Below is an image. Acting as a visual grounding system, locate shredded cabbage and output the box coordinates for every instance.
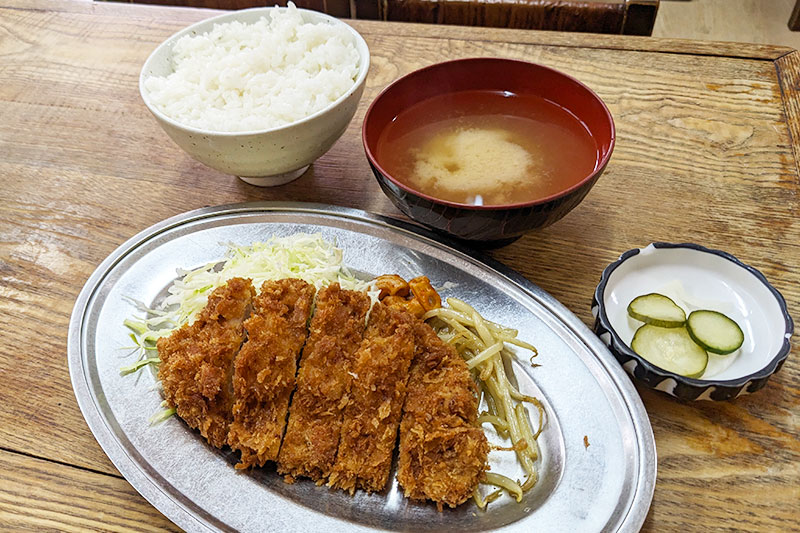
[123,233,378,380]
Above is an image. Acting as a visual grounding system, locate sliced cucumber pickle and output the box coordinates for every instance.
[627,293,687,327]
[686,310,744,355]
[631,324,708,378]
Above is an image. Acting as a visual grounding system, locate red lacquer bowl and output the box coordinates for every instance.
[363,58,615,247]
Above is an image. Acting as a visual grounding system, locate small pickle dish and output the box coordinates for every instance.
[592,243,793,401]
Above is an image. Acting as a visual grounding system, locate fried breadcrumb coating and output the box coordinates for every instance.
[228,279,315,468]
[277,283,370,482]
[157,277,254,448]
[329,303,415,493]
[397,321,490,509]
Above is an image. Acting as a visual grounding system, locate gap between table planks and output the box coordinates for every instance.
[0,448,179,531]
[0,0,798,531]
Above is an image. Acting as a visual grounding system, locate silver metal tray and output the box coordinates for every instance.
[68,202,655,533]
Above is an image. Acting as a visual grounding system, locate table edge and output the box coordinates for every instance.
[776,51,800,180]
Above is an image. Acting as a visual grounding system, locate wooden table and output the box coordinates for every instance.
[1,1,798,530]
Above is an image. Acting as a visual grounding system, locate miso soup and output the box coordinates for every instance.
[375,90,600,206]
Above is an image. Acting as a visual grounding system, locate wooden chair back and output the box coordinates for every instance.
[129,0,659,36]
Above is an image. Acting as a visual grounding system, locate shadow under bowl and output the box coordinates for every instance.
[362,57,615,247]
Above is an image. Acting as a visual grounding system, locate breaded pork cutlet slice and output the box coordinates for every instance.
[396,321,490,509]
[228,279,315,469]
[157,277,254,448]
[277,283,370,483]
[328,303,415,493]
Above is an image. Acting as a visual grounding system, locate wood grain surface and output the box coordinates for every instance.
[0,0,798,531]
[654,0,800,50]
[0,449,179,531]
[777,50,800,177]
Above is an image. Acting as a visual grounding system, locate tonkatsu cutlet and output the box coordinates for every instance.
[157,277,254,448]
[227,279,315,469]
[329,303,415,493]
[277,283,370,482]
[397,321,490,509]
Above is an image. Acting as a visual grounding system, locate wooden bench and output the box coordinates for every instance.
[127,0,660,35]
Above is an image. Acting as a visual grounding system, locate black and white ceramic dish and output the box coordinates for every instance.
[592,243,793,401]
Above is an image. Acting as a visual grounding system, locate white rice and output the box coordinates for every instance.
[144,2,360,132]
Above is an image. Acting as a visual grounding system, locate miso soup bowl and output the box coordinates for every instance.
[363,58,614,247]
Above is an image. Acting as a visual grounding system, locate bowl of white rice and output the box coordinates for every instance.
[140,3,369,186]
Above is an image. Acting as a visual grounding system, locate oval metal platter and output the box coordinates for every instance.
[68,202,655,533]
